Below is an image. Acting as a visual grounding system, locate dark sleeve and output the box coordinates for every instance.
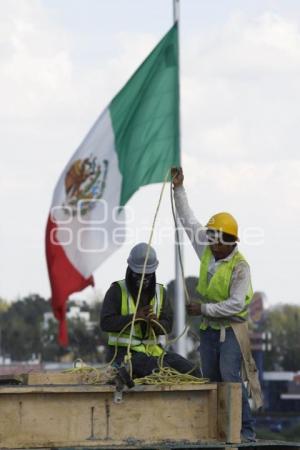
[155,287,173,335]
[100,282,133,333]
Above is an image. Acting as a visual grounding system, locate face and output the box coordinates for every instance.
[206,230,235,260]
[131,271,153,289]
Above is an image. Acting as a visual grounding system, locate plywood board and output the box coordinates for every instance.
[0,379,242,449]
[0,385,220,448]
[26,371,87,385]
[217,383,241,444]
[0,382,217,394]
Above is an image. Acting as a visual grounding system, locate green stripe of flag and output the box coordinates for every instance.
[110,24,179,206]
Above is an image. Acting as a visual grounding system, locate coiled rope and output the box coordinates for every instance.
[63,359,117,384]
[134,367,208,385]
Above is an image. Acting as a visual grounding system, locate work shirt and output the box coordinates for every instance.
[100,282,173,335]
[174,186,251,319]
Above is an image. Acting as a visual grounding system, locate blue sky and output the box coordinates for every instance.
[1,0,300,306]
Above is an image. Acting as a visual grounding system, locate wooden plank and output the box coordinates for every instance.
[7,443,300,449]
[108,390,214,442]
[0,384,116,394]
[132,382,217,392]
[25,371,216,390]
[26,371,87,385]
[0,386,219,448]
[0,382,217,394]
[0,374,28,385]
[207,387,218,440]
[26,370,121,386]
[217,383,241,444]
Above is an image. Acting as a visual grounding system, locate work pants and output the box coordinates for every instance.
[199,327,255,440]
[108,347,201,379]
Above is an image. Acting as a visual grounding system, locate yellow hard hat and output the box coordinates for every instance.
[206,212,239,241]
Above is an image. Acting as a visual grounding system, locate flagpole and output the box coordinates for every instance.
[173,0,180,22]
[173,0,187,357]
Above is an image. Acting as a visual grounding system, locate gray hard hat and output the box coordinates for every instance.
[127,243,159,274]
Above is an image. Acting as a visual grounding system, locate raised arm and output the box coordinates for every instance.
[171,167,207,260]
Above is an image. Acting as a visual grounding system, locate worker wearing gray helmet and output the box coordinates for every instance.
[100,243,201,379]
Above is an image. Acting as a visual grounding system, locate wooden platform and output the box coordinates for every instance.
[0,379,241,449]
[5,440,300,450]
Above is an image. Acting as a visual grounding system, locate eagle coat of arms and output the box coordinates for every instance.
[63,155,108,216]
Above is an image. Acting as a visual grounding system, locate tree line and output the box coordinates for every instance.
[0,278,299,370]
[0,294,106,363]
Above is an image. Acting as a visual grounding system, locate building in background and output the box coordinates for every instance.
[43,303,95,332]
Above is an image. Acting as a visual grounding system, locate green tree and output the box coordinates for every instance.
[0,293,108,363]
[264,304,300,371]
[0,298,9,313]
[68,319,100,362]
[0,294,50,360]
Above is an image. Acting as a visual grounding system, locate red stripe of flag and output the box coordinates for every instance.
[45,215,94,346]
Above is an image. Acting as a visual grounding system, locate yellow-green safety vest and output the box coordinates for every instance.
[196,247,253,330]
[108,280,164,357]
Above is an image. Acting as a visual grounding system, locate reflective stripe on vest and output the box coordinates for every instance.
[108,336,157,345]
[196,247,253,330]
[108,280,164,356]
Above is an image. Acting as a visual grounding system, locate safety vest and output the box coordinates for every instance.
[108,280,164,356]
[196,247,253,330]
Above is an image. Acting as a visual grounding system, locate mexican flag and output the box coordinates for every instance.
[46,24,179,346]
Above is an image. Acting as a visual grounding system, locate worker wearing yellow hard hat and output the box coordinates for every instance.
[206,211,239,240]
[171,167,259,443]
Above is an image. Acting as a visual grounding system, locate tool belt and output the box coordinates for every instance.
[201,317,263,410]
[231,321,263,410]
[200,315,244,342]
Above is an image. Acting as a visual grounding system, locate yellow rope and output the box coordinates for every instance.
[61,314,206,386]
[62,314,206,386]
[125,169,171,377]
[134,367,209,385]
[63,364,209,386]
[63,360,117,384]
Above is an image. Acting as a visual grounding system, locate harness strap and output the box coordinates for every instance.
[220,325,226,343]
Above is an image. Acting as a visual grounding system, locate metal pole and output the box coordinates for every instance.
[174,230,186,357]
[173,0,180,22]
[173,0,186,357]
